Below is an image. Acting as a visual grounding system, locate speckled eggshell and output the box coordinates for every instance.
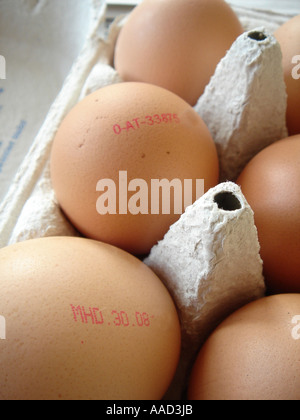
[237,135,300,294]
[50,82,219,256]
[0,236,181,400]
[188,294,300,401]
[275,15,300,136]
[114,0,243,106]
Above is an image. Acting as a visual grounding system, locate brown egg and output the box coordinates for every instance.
[114,0,243,106]
[0,236,181,400]
[188,294,300,401]
[50,82,219,256]
[275,15,300,135]
[237,135,300,294]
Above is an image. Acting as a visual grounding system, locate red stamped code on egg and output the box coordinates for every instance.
[70,304,154,328]
[112,113,180,135]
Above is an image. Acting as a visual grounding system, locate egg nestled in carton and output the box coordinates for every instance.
[0,236,182,400]
[237,134,300,295]
[50,81,219,256]
[188,293,300,400]
[0,0,293,401]
[114,0,244,105]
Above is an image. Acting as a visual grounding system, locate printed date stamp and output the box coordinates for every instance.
[112,113,180,135]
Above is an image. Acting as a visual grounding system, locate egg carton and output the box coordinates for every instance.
[0,0,297,400]
[0,1,293,247]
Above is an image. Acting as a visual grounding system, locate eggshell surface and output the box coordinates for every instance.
[0,236,181,400]
[188,294,300,401]
[275,15,300,135]
[50,82,219,255]
[237,135,300,294]
[114,0,244,106]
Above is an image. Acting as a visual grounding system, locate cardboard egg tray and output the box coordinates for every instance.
[0,0,299,400]
[0,0,296,247]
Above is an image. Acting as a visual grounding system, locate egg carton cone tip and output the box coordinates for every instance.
[145,181,266,399]
[194,26,288,182]
[145,181,265,342]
